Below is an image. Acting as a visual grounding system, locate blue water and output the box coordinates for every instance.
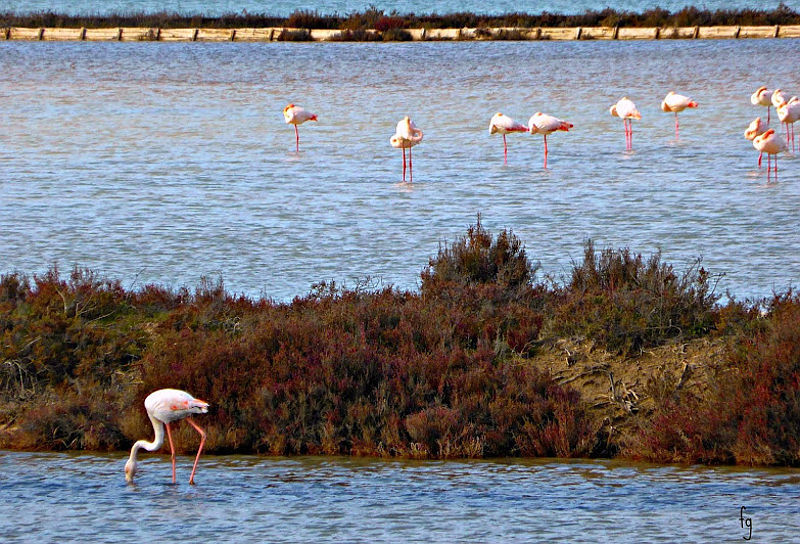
[2,38,799,301]
[1,451,799,542]
[2,1,798,16]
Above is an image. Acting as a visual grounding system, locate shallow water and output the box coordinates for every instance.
[4,1,797,16]
[1,39,799,301]
[1,451,799,542]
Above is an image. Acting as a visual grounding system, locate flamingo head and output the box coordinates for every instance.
[660,100,671,112]
[609,105,618,117]
[124,458,137,483]
[283,104,295,113]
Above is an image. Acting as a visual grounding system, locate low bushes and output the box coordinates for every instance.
[1,219,796,465]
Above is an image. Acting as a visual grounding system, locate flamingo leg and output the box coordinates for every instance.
[165,422,176,484]
[294,125,299,153]
[775,154,778,181]
[767,107,771,125]
[409,146,413,183]
[503,134,508,164]
[185,418,207,485]
[758,151,762,168]
[674,112,679,139]
[543,134,548,169]
[402,147,406,182]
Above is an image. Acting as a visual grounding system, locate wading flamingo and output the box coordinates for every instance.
[776,96,800,152]
[528,112,573,169]
[489,112,528,164]
[125,388,209,485]
[390,116,423,182]
[750,86,774,124]
[752,129,788,182]
[661,92,698,139]
[744,117,768,167]
[609,97,642,150]
[283,103,317,153]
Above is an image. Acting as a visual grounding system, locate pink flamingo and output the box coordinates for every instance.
[527,112,573,169]
[777,96,800,152]
[390,116,423,182]
[489,112,528,164]
[752,129,788,182]
[744,117,768,167]
[750,86,774,124]
[661,92,698,138]
[771,88,787,110]
[609,97,642,150]
[125,388,209,485]
[283,103,318,152]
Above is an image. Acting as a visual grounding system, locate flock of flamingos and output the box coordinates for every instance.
[124,88,799,486]
[282,87,799,183]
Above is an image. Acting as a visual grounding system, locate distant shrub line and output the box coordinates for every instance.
[2,6,799,30]
[1,218,798,466]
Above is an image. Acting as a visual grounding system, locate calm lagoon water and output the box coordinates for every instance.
[3,1,798,16]
[1,39,799,301]
[1,451,799,542]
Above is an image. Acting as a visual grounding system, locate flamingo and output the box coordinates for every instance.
[609,97,642,150]
[771,88,787,110]
[390,116,423,182]
[744,117,768,167]
[752,129,788,182]
[776,96,800,152]
[527,112,573,169]
[125,388,209,485]
[661,92,698,139]
[750,86,774,124]
[283,103,317,152]
[489,112,528,164]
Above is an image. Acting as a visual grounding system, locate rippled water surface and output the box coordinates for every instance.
[4,1,797,16]
[1,451,799,542]
[1,39,799,300]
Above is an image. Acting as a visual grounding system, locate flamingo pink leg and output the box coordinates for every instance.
[544,135,549,168]
[186,418,207,485]
[409,147,413,183]
[294,125,299,153]
[674,112,679,139]
[165,422,177,483]
[758,152,762,168]
[503,134,508,164]
[401,147,406,182]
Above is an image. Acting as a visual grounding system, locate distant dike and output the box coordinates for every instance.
[3,24,800,41]
[3,7,800,42]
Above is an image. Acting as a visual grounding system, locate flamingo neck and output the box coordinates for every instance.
[128,414,165,463]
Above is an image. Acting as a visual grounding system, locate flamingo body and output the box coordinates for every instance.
[753,129,788,181]
[751,86,774,123]
[489,112,527,163]
[125,388,209,485]
[661,92,698,138]
[283,103,318,152]
[771,88,787,109]
[390,116,423,182]
[744,117,768,167]
[610,97,641,150]
[776,97,800,152]
[528,112,572,169]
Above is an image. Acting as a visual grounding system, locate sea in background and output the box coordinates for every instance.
[2,38,799,301]
[2,0,799,16]
[1,451,799,542]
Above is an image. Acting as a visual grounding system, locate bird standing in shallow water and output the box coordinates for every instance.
[283,104,317,153]
[752,129,788,182]
[125,388,209,485]
[390,116,423,182]
[489,112,528,164]
[661,92,698,139]
[744,117,768,167]
[750,86,774,124]
[776,96,800,152]
[610,97,641,151]
[527,112,573,169]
